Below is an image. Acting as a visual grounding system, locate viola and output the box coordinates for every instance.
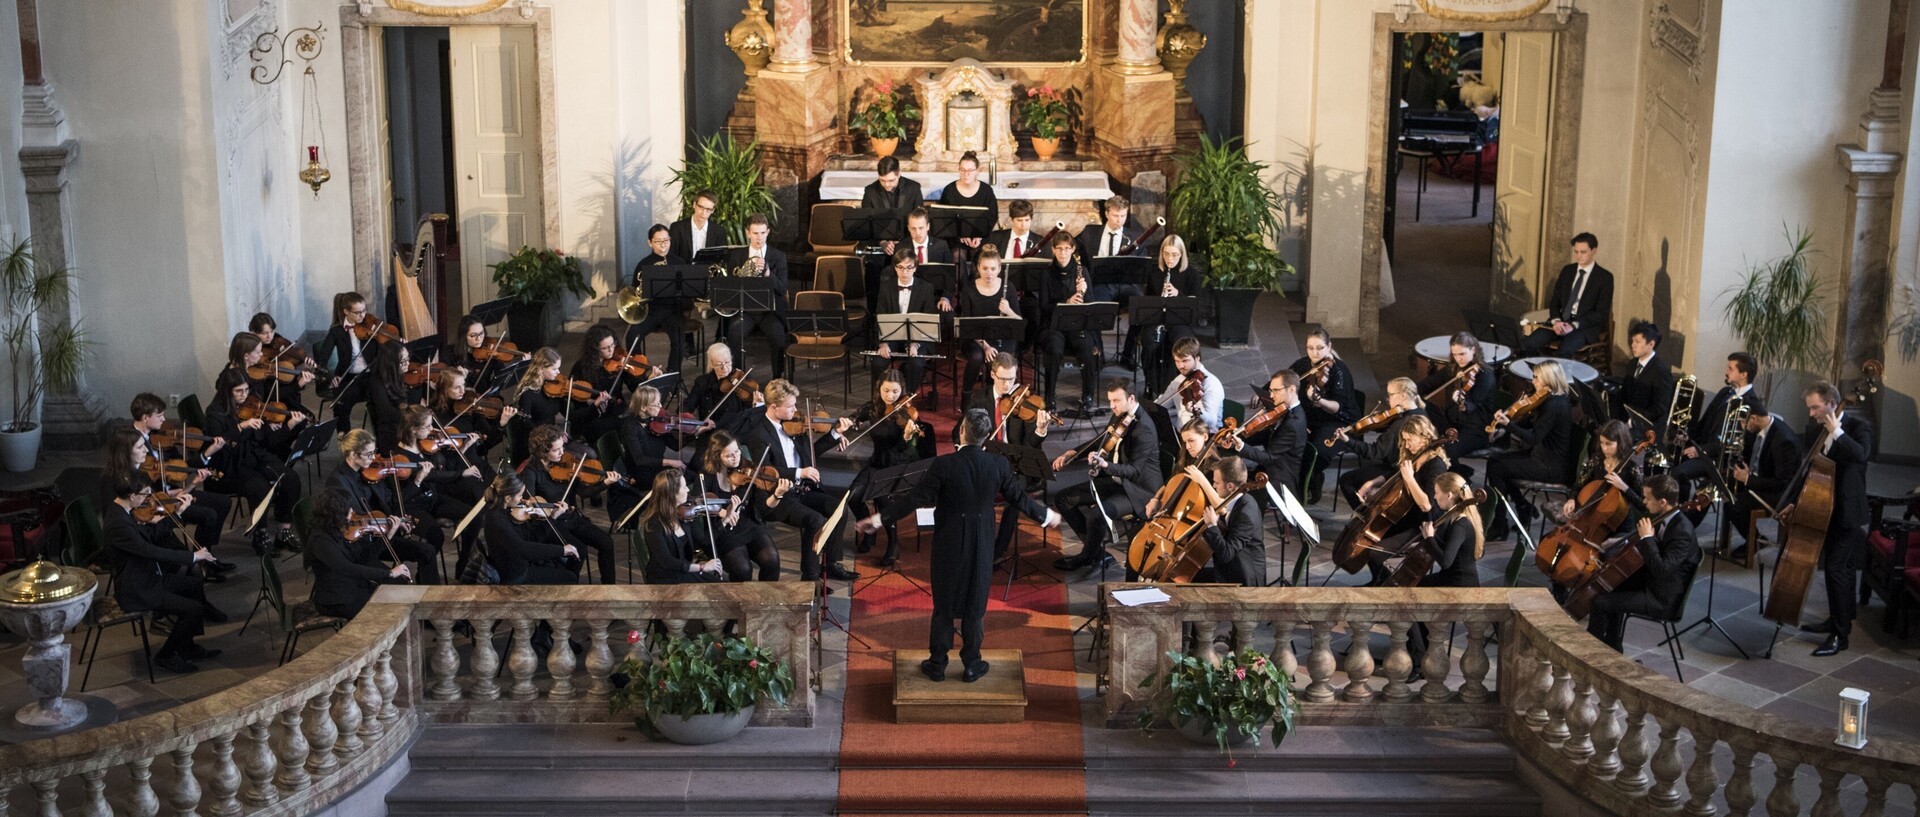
[1488,388,1552,434]
[1325,403,1413,447]
[343,511,406,541]
[421,426,477,454]
[150,423,218,451]
[548,452,610,485]
[601,352,653,378]
[1061,411,1134,468]
[132,492,188,524]
[236,396,293,425]
[1330,429,1458,574]
[349,314,403,344]
[262,333,295,357]
[403,361,450,389]
[470,337,525,363]
[360,454,423,482]
[646,412,707,435]
[542,377,597,403]
[453,395,507,420]
[1537,431,1657,586]
[781,412,837,437]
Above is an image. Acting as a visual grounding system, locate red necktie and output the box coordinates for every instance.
[917,245,926,264]
[1012,237,1022,257]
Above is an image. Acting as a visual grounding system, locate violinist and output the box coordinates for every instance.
[1139,234,1204,394]
[227,332,314,433]
[431,369,515,459]
[1351,414,1450,586]
[395,405,486,556]
[570,325,652,444]
[128,393,236,558]
[204,369,304,552]
[1331,378,1426,512]
[1725,399,1799,561]
[955,246,1021,407]
[328,429,442,585]
[1414,331,1496,459]
[504,347,569,459]
[104,472,222,674]
[521,424,626,584]
[842,371,934,567]
[612,385,695,528]
[1227,370,1308,502]
[624,223,692,372]
[1551,420,1641,530]
[722,214,791,381]
[104,427,235,586]
[1585,475,1698,652]
[968,354,1050,560]
[1777,381,1874,657]
[1029,230,1101,413]
[482,471,581,585]
[639,470,726,584]
[734,379,855,581]
[307,487,415,620]
[1050,379,1162,573]
[698,431,782,582]
[1404,473,1484,673]
[367,341,414,454]
[1152,337,1223,432]
[1486,359,1575,539]
[249,313,319,392]
[447,314,528,393]
[1172,417,1224,473]
[688,343,758,432]
[1291,329,1362,504]
[871,246,950,394]
[312,291,377,429]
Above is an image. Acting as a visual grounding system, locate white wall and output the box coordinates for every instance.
[1880,0,1920,459]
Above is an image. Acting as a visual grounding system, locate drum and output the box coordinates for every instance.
[1510,355,1601,383]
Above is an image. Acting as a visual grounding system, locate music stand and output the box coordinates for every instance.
[916,263,958,298]
[1667,468,1752,658]
[927,204,995,246]
[639,371,684,401]
[404,335,445,364]
[1090,256,1156,357]
[692,245,744,266]
[1051,302,1122,419]
[841,208,907,243]
[469,296,514,327]
[955,316,1024,348]
[712,277,780,320]
[985,441,1059,598]
[1129,296,1200,340]
[486,360,530,396]
[874,312,943,349]
[643,264,710,302]
[853,459,936,596]
[1264,482,1320,587]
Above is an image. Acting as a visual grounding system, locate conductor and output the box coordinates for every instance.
[857,409,1062,683]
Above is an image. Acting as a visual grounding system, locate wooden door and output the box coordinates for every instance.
[1492,32,1556,310]
[450,25,542,313]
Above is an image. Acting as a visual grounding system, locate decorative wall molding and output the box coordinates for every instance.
[383,0,514,18]
[1649,0,1706,83]
[222,0,279,81]
[1412,0,1557,23]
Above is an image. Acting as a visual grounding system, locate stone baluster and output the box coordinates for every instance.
[547,618,578,699]
[1723,745,1757,817]
[1614,703,1653,796]
[1561,678,1596,761]
[332,678,365,759]
[79,769,109,817]
[303,691,339,776]
[1382,621,1413,703]
[242,719,279,808]
[1507,638,1536,717]
[507,619,539,701]
[704,617,730,636]
[1460,621,1491,704]
[664,619,689,640]
[1648,720,1686,809]
[1271,617,1298,685]
[586,619,616,701]
[1303,620,1336,702]
[1543,664,1574,746]
[429,619,462,700]
[357,661,385,742]
[128,755,161,817]
[1232,619,1255,650]
[1588,692,1624,779]
[1683,730,1721,817]
[274,708,311,792]
[31,779,58,816]
[1420,622,1453,703]
[1764,758,1800,817]
[1809,768,1845,817]
[377,645,401,723]
[1341,620,1375,703]
[207,733,243,816]
[1860,774,1890,817]
[1525,650,1554,729]
[470,619,502,700]
[168,743,202,817]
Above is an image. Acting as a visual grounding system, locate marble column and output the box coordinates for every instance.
[1088,0,1176,182]
[755,0,833,226]
[1835,87,1904,379]
[1114,0,1160,74]
[18,138,104,449]
[768,0,813,71]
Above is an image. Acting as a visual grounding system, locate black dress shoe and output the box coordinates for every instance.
[204,607,232,624]
[1812,634,1849,657]
[201,570,228,584]
[153,654,200,674]
[1117,355,1139,372]
[1727,545,1751,562]
[181,645,223,661]
[920,660,946,682]
[1405,667,1426,684]
[877,554,897,568]
[824,565,861,581]
[1804,619,1837,635]
[209,560,239,573]
[963,661,991,683]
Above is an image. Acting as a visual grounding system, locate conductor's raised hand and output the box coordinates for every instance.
[1042,509,1063,529]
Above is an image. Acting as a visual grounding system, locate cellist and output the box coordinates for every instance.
[1775,381,1874,657]
[1552,420,1641,529]
[1352,414,1450,586]
[1585,475,1699,652]
[1184,458,1267,653]
[1330,377,1427,511]
[1403,473,1484,676]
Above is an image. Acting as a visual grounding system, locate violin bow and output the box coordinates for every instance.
[342,487,411,582]
[428,413,477,471]
[604,331,647,402]
[702,366,757,426]
[838,393,915,451]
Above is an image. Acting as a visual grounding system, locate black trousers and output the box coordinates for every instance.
[139,574,210,658]
[625,302,689,374]
[1487,453,1563,519]
[868,341,927,393]
[1139,324,1197,396]
[1520,324,1601,356]
[1587,589,1667,652]
[716,522,781,581]
[208,464,300,526]
[1824,525,1867,635]
[1041,329,1099,405]
[328,376,370,429]
[1337,463,1391,513]
[929,601,985,669]
[1053,478,1138,558]
[181,491,230,551]
[552,513,616,585]
[724,312,789,380]
[765,489,845,578]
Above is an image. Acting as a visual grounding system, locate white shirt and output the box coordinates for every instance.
[689,219,709,256]
[1567,264,1594,323]
[766,413,798,468]
[1819,412,1845,455]
[912,241,930,263]
[1156,364,1225,431]
[1633,353,1653,377]
[345,325,367,374]
[896,278,914,314]
[1102,229,1125,257]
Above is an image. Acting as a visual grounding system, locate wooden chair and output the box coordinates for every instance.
[67,497,157,691]
[1572,321,1613,371]
[263,553,347,666]
[813,254,868,324]
[1862,494,1920,636]
[807,203,858,256]
[786,291,852,404]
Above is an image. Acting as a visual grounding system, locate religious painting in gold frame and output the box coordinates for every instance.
[845,0,1086,66]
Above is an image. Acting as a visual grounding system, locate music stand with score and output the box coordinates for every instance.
[842,208,907,244]
[873,312,944,353]
[1128,296,1200,339]
[852,458,936,597]
[692,245,745,266]
[643,264,710,303]
[927,204,996,248]
[469,296,514,328]
[711,277,781,321]
[1051,302,1121,419]
[955,316,1025,355]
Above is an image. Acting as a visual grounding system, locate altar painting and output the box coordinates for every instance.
[847,0,1086,65]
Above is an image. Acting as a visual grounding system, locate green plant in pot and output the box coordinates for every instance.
[1139,648,1297,758]
[610,632,795,745]
[1169,136,1294,345]
[1017,84,1079,160]
[0,237,87,472]
[849,79,920,158]
[669,134,780,244]
[489,245,591,351]
[1719,225,1829,401]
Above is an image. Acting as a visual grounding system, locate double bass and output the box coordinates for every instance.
[1129,469,1269,583]
[1330,429,1457,574]
[1536,431,1657,586]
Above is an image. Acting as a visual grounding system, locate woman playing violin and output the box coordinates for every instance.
[504,347,568,461]
[521,424,625,584]
[955,246,1022,408]
[687,343,759,431]
[395,405,486,555]
[1352,414,1451,586]
[1486,359,1575,538]
[446,313,527,391]
[127,393,238,557]
[312,291,378,429]
[841,371,934,567]
[308,487,415,619]
[367,341,417,454]
[1331,377,1427,511]
[1291,328,1362,504]
[431,369,515,459]
[326,429,442,584]
[227,332,315,430]
[1415,331,1497,459]
[1554,419,1641,529]
[204,368,305,552]
[695,431,782,582]
[105,426,237,582]
[570,325,655,443]
[611,385,698,528]
[482,471,581,585]
[639,470,726,584]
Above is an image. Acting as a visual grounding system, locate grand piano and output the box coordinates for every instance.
[1397,109,1491,220]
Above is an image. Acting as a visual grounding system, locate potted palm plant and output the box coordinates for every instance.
[1139,648,1298,758]
[1720,225,1829,400]
[0,237,86,472]
[489,245,591,351]
[1169,136,1294,345]
[849,80,920,159]
[669,134,781,244]
[610,632,795,745]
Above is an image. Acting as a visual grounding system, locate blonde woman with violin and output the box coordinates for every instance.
[431,369,514,461]
[326,428,442,585]
[308,487,414,619]
[639,470,727,585]
[1485,358,1575,539]
[1331,377,1426,511]
[697,431,783,581]
[610,385,698,530]
[205,368,305,553]
[482,471,581,585]
[1291,328,1362,504]
[505,347,568,461]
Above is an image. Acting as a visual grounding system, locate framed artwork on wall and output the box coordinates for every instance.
[846,0,1086,65]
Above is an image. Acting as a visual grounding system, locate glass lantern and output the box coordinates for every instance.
[1836,687,1869,749]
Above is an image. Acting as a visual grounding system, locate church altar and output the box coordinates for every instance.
[818,170,1113,202]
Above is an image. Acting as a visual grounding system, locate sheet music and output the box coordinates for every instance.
[1112,587,1173,607]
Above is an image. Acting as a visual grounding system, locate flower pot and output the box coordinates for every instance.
[870,137,899,158]
[1176,715,1256,748]
[1031,136,1061,161]
[0,422,41,472]
[1212,288,1261,346]
[651,708,753,745]
[505,300,550,351]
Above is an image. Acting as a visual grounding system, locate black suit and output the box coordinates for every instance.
[722,246,791,380]
[1053,413,1161,568]
[967,388,1049,557]
[104,502,211,658]
[484,508,579,585]
[312,323,375,426]
[1521,263,1614,355]
[1617,353,1676,431]
[870,277,943,391]
[1075,225,1144,304]
[1782,413,1874,634]
[1240,404,1308,500]
[1671,386,1754,506]
[861,177,925,215]
[1588,511,1701,651]
[1195,496,1265,587]
[1736,417,1802,519]
[668,218,725,263]
[734,409,848,579]
[309,526,407,619]
[1488,393,1576,522]
[881,445,1051,669]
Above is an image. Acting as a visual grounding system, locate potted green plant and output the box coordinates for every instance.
[849,80,920,158]
[1170,136,1294,345]
[669,134,780,244]
[489,245,591,351]
[610,632,795,745]
[1017,84,1077,160]
[1138,648,1298,757]
[0,237,86,472]
[1719,225,1829,400]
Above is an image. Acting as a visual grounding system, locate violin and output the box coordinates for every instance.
[601,352,653,378]
[542,377,598,403]
[453,395,507,420]
[781,412,837,437]
[343,511,407,541]
[1489,388,1552,434]
[996,385,1047,422]
[403,361,450,389]
[727,464,783,493]
[681,496,731,520]
[150,422,218,451]
[470,337,525,363]
[646,412,707,435]
[1325,403,1413,447]
[349,313,403,344]
[262,333,296,358]
[132,492,188,524]
[1299,357,1333,394]
[140,458,221,489]
[246,358,313,384]
[360,454,423,482]
[421,426,477,453]
[508,498,565,519]
[548,451,610,485]
[236,396,294,425]
[1179,369,1207,408]
[717,369,762,401]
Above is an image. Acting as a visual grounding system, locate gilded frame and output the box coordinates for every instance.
[841,0,1089,67]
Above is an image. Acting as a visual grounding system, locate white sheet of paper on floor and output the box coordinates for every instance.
[915,508,935,526]
[1111,588,1173,607]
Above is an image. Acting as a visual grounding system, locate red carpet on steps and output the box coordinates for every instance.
[835,403,1087,814]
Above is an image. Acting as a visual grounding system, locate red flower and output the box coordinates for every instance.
[1227,758,1238,769]
[658,680,667,690]
[1027,87,1038,97]
[749,659,760,669]
[627,630,641,644]
[1234,667,1247,680]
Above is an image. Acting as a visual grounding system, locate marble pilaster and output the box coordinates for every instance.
[1086,68,1176,183]
[753,65,837,188]
[18,139,106,449]
[1834,87,1904,380]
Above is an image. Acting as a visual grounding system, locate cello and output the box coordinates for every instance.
[1129,470,1269,583]
[1330,429,1457,574]
[1536,431,1657,586]
[1563,491,1711,620]
[1762,367,1878,627]
[1386,489,1485,588]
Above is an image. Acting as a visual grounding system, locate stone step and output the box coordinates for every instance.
[1087,769,1538,816]
[1084,726,1519,774]
[384,768,838,816]
[404,722,839,771]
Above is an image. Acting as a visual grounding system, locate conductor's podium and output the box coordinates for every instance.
[891,649,1028,724]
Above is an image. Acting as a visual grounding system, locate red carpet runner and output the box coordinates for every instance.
[835,492,1088,814]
